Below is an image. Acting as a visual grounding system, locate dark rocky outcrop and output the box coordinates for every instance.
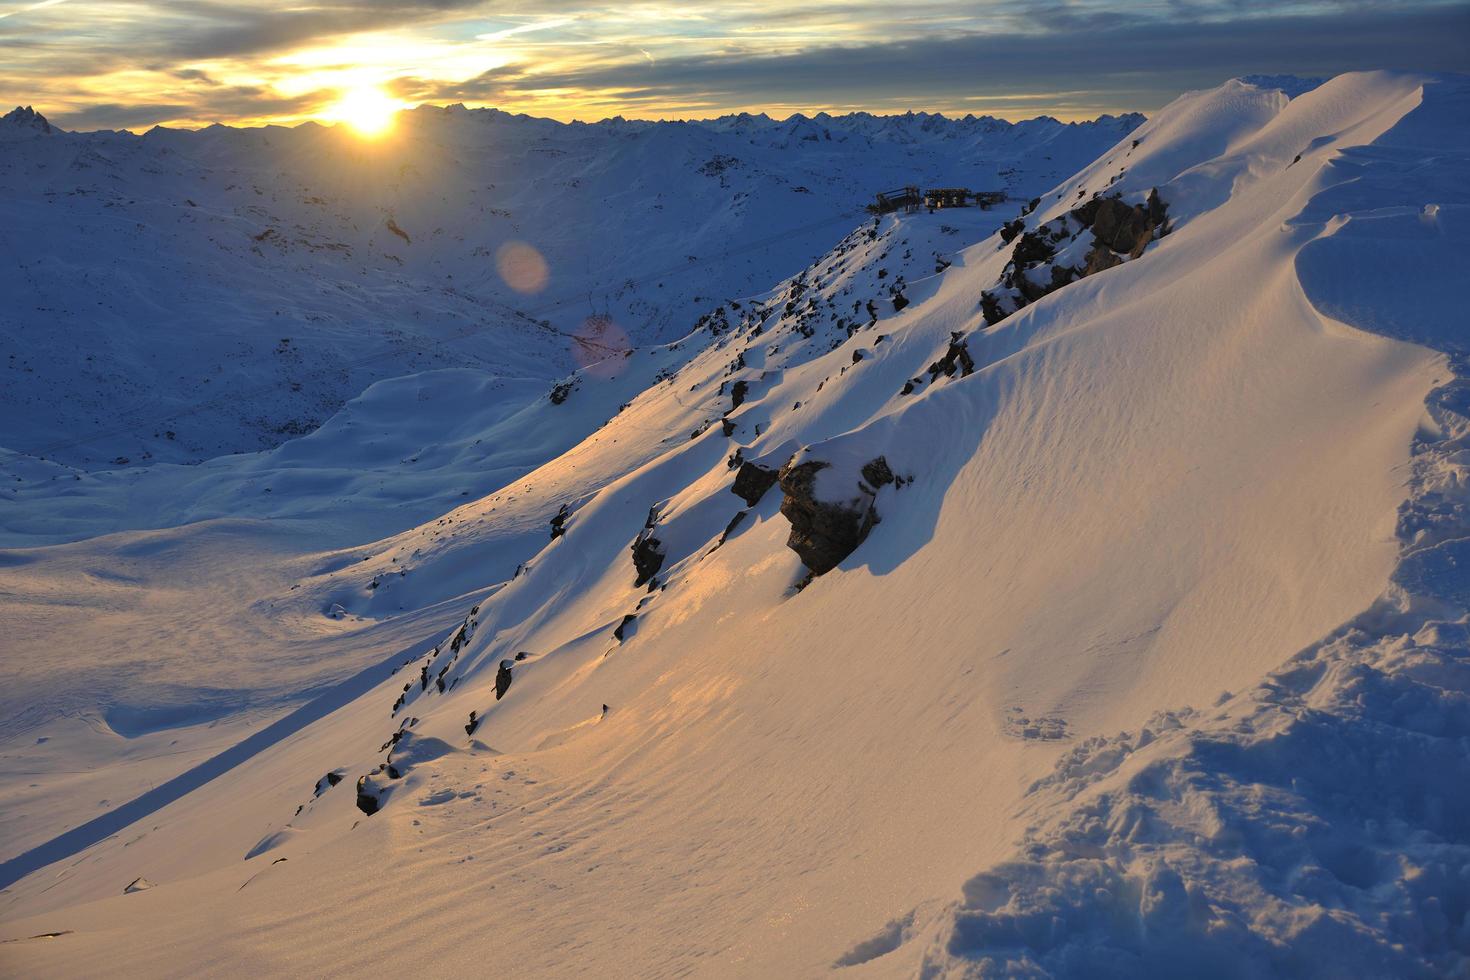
[778,455,894,575]
[928,332,975,380]
[729,379,749,411]
[495,660,514,700]
[613,614,637,641]
[983,188,1170,328]
[631,529,665,587]
[314,770,346,797]
[1073,189,1168,258]
[549,503,570,539]
[731,460,779,507]
[716,509,749,548]
[464,711,480,737]
[980,290,1007,326]
[1010,229,1056,268]
[860,458,895,490]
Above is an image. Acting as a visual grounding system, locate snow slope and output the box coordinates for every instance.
[0,73,1466,978]
[0,104,1138,468]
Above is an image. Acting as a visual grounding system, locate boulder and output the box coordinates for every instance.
[731,460,779,507]
[630,530,665,587]
[778,454,893,575]
[495,660,514,700]
[549,503,570,539]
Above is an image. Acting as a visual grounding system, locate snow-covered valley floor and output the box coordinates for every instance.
[1,72,1467,978]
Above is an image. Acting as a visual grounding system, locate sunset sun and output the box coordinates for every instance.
[329,86,402,137]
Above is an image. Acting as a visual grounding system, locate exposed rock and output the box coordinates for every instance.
[980,291,1007,327]
[356,771,388,815]
[1010,228,1056,267]
[860,457,895,489]
[778,455,892,575]
[549,503,570,539]
[495,660,514,700]
[314,770,346,797]
[631,529,665,587]
[1084,244,1124,276]
[1072,188,1169,258]
[928,333,975,380]
[614,614,636,641]
[716,510,748,548]
[384,217,411,244]
[731,460,779,507]
[985,188,1170,327]
[464,711,479,737]
[729,379,749,411]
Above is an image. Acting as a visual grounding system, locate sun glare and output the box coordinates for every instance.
[329,86,402,137]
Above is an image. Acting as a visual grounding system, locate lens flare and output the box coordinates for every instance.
[495,241,550,294]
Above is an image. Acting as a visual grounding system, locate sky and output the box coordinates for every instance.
[2,0,1467,131]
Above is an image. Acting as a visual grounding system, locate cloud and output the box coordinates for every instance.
[491,4,1470,113]
[4,0,1467,129]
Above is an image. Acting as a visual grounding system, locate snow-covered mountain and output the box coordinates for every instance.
[0,103,1139,468]
[1,71,1467,978]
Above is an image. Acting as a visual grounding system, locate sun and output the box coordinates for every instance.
[329,86,403,138]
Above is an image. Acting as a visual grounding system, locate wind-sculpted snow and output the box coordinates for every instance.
[911,72,1470,978]
[0,74,1464,978]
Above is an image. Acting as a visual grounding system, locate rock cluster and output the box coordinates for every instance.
[981,188,1170,326]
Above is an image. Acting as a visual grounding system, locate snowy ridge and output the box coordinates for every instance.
[912,74,1470,977]
[0,73,1465,977]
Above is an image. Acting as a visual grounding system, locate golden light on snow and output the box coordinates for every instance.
[327,86,403,138]
[496,241,551,294]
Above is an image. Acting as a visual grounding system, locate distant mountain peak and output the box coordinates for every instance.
[2,105,52,134]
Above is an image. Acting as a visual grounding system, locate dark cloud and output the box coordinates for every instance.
[53,87,323,129]
[484,4,1470,114]
[55,102,197,129]
[64,0,494,61]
